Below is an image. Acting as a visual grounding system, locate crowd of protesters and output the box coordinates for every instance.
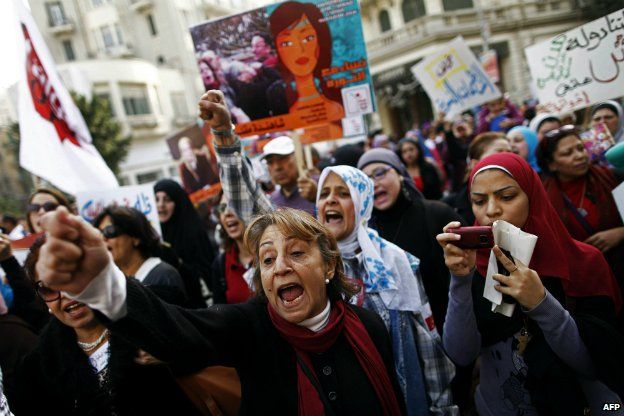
[1,87,624,416]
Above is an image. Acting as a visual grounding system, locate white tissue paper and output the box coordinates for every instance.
[484,220,538,317]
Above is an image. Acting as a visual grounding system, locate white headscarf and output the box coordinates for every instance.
[317,166,424,312]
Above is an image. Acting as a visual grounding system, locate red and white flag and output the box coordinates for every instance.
[13,0,118,195]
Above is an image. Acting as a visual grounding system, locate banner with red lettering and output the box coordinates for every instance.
[12,0,118,195]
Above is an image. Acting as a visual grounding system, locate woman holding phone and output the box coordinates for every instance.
[437,152,622,415]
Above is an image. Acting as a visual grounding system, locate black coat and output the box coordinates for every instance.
[11,317,199,416]
[99,279,406,415]
[371,193,465,331]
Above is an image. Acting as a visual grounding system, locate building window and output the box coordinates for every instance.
[147,14,157,36]
[379,10,392,32]
[46,2,67,27]
[442,0,473,11]
[121,84,151,116]
[62,40,75,61]
[402,0,426,22]
[136,170,163,184]
[170,92,187,118]
[100,26,115,48]
[114,24,124,44]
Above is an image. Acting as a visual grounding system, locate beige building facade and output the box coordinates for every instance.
[360,0,615,136]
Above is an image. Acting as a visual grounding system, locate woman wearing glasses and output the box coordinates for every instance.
[26,188,70,234]
[356,148,463,332]
[92,206,188,306]
[11,236,199,415]
[211,194,252,304]
[536,125,624,293]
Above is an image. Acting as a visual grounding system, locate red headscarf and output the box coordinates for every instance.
[268,300,402,416]
[469,153,622,311]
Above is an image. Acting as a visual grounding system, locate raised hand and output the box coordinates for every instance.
[297,174,318,203]
[436,221,476,277]
[198,90,234,145]
[491,246,545,310]
[36,207,110,295]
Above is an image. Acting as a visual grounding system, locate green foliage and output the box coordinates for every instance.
[71,92,132,175]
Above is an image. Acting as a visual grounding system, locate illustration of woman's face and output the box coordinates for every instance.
[276,14,319,77]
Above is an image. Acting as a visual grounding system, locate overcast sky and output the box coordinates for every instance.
[0,0,29,91]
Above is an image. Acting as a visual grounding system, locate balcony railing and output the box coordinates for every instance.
[129,0,153,12]
[365,0,579,63]
[48,18,75,36]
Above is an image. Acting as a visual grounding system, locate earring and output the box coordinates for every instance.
[325,278,330,284]
[48,308,52,313]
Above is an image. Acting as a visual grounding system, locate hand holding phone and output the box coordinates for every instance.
[447,226,494,250]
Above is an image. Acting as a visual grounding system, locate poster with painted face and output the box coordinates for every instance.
[190,0,375,138]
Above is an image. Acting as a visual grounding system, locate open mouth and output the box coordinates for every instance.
[278,283,304,307]
[64,301,88,317]
[296,57,309,65]
[324,210,343,225]
[374,190,388,203]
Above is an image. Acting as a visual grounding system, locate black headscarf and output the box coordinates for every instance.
[153,180,213,289]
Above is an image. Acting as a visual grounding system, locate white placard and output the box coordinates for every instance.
[613,181,624,223]
[76,185,161,236]
[411,36,501,118]
[525,8,624,114]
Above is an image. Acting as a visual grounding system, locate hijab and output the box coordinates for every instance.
[469,153,622,311]
[357,147,422,200]
[153,179,213,278]
[508,126,540,172]
[592,100,624,143]
[317,166,423,312]
[528,113,560,135]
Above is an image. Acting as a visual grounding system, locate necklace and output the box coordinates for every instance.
[78,329,109,352]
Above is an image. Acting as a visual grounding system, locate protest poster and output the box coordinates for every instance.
[190,0,375,137]
[479,49,500,83]
[411,37,501,118]
[580,122,615,165]
[76,185,161,236]
[167,123,222,204]
[525,8,624,114]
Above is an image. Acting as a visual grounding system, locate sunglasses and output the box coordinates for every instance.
[27,202,59,213]
[543,124,577,140]
[36,281,61,303]
[216,203,229,214]
[100,224,123,239]
[366,166,392,181]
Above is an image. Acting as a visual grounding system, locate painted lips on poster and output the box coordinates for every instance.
[190,0,375,137]
[525,8,624,114]
[411,37,501,118]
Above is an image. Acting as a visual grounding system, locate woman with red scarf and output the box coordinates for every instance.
[437,153,622,415]
[34,207,405,415]
[536,125,624,293]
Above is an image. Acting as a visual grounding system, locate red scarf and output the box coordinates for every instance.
[470,153,622,312]
[267,300,402,416]
[224,245,252,304]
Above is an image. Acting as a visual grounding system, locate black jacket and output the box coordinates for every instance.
[371,193,465,331]
[99,279,406,415]
[11,317,199,416]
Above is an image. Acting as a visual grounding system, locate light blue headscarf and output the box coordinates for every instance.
[508,126,540,172]
[317,165,424,312]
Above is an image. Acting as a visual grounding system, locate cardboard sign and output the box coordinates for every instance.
[411,36,501,118]
[525,8,624,114]
[76,185,161,236]
[190,0,375,137]
[580,122,615,165]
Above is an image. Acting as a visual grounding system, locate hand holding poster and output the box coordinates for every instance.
[411,36,501,118]
[190,0,375,137]
[525,8,624,114]
[76,185,161,236]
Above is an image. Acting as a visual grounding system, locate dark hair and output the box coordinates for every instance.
[269,2,342,108]
[252,32,271,44]
[244,209,359,301]
[93,206,162,259]
[1,214,17,226]
[26,187,71,232]
[536,129,583,175]
[397,138,425,168]
[24,235,47,283]
[468,132,509,160]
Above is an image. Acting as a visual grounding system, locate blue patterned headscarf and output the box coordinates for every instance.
[317,166,424,312]
[508,126,540,172]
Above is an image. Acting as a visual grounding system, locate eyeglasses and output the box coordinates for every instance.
[27,202,59,213]
[366,167,392,182]
[216,203,228,214]
[100,224,123,239]
[543,124,577,140]
[36,281,61,303]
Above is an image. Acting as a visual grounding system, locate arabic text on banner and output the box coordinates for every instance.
[76,185,162,237]
[411,36,501,118]
[525,8,624,114]
[190,0,375,137]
